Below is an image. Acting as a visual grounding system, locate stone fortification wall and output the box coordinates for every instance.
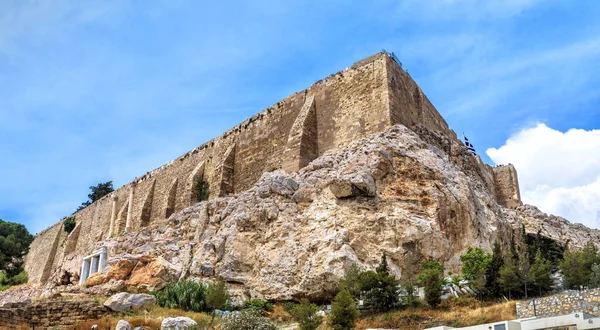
[0,299,109,328]
[25,51,523,285]
[494,164,522,208]
[516,288,600,318]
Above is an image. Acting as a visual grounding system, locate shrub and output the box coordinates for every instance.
[291,299,323,330]
[328,289,358,330]
[243,299,273,314]
[193,178,210,202]
[220,309,277,330]
[0,270,27,291]
[63,217,76,234]
[207,277,229,325]
[9,270,27,285]
[154,280,208,312]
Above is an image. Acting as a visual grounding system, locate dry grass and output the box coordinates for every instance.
[356,298,517,329]
[66,306,213,329]
[268,303,295,325]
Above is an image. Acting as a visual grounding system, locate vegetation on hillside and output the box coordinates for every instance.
[0,218,33,290]
[76,181,114,212]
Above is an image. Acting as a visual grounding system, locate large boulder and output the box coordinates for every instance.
[104,292,156,312]
[116,320,131,330]
[126,256,175,291]
[161,316,198,329]
[85,273,108,287]
[107,259,138,280]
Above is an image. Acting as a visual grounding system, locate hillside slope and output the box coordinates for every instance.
[3,124,599,304]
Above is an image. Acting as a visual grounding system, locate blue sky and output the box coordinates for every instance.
[2,0,600,234]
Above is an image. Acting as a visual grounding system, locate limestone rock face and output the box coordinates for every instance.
[27,124,600,303]
[104,292,156,312]
[161,317,198,330]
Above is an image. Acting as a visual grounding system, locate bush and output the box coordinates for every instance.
[63,217,76,234]
[0,270,27,291]
[243,299,273,314]
[193,178,210,202]
[154,280,208,312]
[221,309,277,330]
[207,277,229,325]
[328,289,358,330]
[291,299,323,330]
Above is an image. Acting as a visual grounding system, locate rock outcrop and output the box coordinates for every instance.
[104,292,156,312]
[5,124,599,304]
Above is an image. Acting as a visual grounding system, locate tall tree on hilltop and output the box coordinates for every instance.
[76,181,114,212]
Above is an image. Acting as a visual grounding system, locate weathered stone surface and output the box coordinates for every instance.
[125,256,175,292]
[85,273,108,287]
[161,316,198,330]
[15,124,597,303]
[116,320,131,330]
[25,51,523,288]
[517,288,600,318]
[103,292,156,312]
[107,259,137,281]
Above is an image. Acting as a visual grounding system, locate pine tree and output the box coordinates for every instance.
[328,289,358,330]
[560,245,587,289]
[518,245,532,298]
[530,249,553,296]
[339,264,362,300]
[485,242,504,299]
[590,263,600,289]
[418,261,444,308]
[292,299,323,330]
[498,249,519,299]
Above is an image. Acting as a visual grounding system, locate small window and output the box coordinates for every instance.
[494,324,506,330]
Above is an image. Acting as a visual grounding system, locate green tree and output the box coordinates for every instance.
[459,247,492,296]
[417,260,444,308]
[339,263,362,300]
[530,249,553,296]
[498,249,519,299]
[328,289,358,330]
[63,217,76,234]
[0,219,34,277]
[517,245,532,298]
[485,242,504,299]
[560,245,587,289]
[193,178,210,202]
[207,277,229,325]
[589,263,600,289]
[76,181,114,211]
[291,299,323,330]
[359,254,399,312]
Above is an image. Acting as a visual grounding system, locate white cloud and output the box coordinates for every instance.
[487,123,600,229]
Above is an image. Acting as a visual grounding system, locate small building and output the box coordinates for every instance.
[425,312,600,330]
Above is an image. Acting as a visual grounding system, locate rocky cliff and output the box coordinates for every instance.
[4,124,599,305]
[19,125,596,302]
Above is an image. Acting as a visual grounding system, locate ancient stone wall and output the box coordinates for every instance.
[25,51,524,286]
[493,164,522,208]
[0,299,109,328]
[516,288,600,318]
